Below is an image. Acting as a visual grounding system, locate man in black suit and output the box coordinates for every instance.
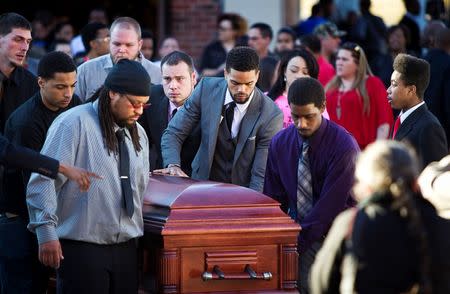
[139,51,200,176]
[388,53,448,169]
[399,0,422,56]
[424,28,450,146]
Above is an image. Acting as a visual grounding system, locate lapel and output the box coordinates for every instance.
[160,98,169,134]
[150,87,169,140]
[395,104,427,140]
[206,80,228,160]
[233,91,262,164]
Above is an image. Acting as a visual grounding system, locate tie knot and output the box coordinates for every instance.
[227,101,236,110]
[302,141,310,157]
[116,129,126,142]
[171,108,178,118]
[302,140,309,150]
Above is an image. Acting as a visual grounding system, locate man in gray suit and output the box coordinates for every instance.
[156,46,283,192]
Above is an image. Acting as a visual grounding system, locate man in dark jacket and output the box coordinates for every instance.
[388,53,447,169]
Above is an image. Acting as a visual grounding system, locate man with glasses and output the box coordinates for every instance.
[247,22,278,92]
[75,16,161,101]
[26,59,150,293]
[248,22,275,59]
[74,22,110,66]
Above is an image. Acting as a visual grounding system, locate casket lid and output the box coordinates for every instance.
[143,175,300,239]
[144,175,279,209]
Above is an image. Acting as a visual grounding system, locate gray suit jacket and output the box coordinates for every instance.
[161,77,283,192]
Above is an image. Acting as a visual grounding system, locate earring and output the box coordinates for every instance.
[284,76,287,82]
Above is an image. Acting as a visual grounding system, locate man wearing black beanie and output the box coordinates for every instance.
[26,59,151,293]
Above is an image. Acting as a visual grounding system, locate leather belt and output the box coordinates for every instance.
[0,212,19,218]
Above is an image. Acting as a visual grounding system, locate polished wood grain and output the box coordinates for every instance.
[142,175,301,293]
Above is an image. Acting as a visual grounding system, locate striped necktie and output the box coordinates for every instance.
[297,141,313,221]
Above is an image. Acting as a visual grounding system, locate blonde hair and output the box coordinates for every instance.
[325,42,373,114]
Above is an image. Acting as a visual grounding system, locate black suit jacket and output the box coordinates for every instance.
[400,15,421,56]
[139,85,200,176]
[0,134,58,178]
[394,104,448,169]
[424,48,450,142]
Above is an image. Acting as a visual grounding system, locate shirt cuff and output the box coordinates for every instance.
[167,163,180,168]
[35,224,58,245]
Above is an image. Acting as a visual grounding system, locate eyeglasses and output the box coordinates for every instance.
[218,26,233,31]
[248,36,261,41]
[123,94,150,109]
[96,36,110,43]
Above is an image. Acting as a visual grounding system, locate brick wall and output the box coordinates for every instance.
[169,0,220,67]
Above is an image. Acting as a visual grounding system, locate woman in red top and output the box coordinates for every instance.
[325,42,393,149]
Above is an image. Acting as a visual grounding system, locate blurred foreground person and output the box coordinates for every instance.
[310,140,437,294]
[419,155,450,294]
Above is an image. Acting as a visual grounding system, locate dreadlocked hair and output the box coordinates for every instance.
[96,86,143,155]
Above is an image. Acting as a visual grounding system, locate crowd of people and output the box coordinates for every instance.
[0,0,450,293]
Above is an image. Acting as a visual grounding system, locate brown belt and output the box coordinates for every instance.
[0,212,19,218]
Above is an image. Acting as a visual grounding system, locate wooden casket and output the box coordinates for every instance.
[141,175,300,293]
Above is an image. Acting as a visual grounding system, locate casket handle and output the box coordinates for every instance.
[202,265,272,281]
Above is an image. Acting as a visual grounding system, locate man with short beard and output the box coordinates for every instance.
[26,59,150,293]
[75,16,161,101]
[157,46,283,192]
[2,51,81,293]
[264,77,359,293]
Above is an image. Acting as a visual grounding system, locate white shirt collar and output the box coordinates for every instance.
[169,100,179,113]
[168,100,180,120]
[399,101,425,123]
[223,89,255,112]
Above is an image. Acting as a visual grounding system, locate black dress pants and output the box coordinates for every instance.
[57,238,138,294]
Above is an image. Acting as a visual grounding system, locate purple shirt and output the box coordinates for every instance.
[263,118,359,252]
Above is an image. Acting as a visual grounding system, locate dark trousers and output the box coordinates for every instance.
[0,215,50,294]
[298,241,323,294]
[57,238,138,294]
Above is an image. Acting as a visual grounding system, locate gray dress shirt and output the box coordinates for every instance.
[75,53,162,101]
[26,101,150,245]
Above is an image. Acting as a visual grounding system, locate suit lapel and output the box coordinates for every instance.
[206,81,228,162]
[151,91,169,139]
[395,104,426,140]
[233,91,262,164]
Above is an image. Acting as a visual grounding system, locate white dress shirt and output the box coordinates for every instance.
[223,89,255,138]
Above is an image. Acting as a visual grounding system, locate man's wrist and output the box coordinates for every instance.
[58,163,65,174]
